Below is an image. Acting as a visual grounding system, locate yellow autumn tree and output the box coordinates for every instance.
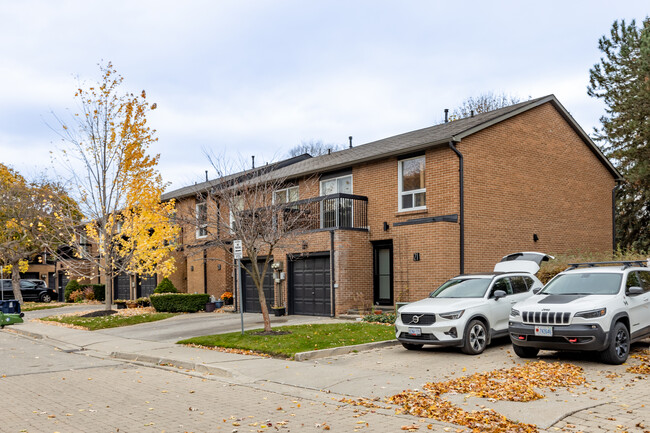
[0,164,76,303]
[52,62,178,309]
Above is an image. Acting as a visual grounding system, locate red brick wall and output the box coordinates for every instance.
[170,102,616,314]
[462,102,615,273]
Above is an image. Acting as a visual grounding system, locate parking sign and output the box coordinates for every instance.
[233,240,243,259]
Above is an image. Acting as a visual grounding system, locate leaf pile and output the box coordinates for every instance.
[626,348,650,375]
[388,361,587,433]
[183,343,271,358]
[424,360,586,402]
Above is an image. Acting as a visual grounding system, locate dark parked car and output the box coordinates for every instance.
[0,279,57,302]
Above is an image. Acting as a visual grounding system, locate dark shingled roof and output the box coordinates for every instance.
[163,94,621,201]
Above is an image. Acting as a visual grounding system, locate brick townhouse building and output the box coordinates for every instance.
[162,95,621,316]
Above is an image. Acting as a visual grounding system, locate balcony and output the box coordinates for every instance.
[282,193,368,232]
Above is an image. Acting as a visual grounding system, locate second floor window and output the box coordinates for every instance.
[196,201,207,238]
[399,156,426,211]
[273,186,299,204]
[79,231,91,257]
[320,175,353,228]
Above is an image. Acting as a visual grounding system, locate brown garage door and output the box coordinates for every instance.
[289,255,331,316]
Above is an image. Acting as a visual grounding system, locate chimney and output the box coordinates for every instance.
[251,155,255,169]
[349,136,353,148]
[444,109,449,123]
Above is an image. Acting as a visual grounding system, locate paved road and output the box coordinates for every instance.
[0,332,415,433]
[3,305,650,432]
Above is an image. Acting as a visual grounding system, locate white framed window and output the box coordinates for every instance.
[196,201,208,238]
[320,175,352,195]
[398,156,426,211]
[319,175,353,228]
[79,231,91,257]
[273,186,299,204]
[229,196,244,234]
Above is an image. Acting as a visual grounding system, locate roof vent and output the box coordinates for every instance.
[471,110,474,118]
[349,136,353,148]
[251,155,255,169]
[444,109,449,123]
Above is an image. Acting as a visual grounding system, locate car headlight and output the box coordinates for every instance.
[510,307,520,317]
[439,310,464,320]
[575,308,607,319]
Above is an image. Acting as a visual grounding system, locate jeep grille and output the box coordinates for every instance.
[522,311,571,325]
[401,313,436,326]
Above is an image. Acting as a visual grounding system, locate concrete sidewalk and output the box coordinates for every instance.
[5,305,649,432]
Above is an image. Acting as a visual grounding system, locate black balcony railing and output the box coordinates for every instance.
[284,193,368,231]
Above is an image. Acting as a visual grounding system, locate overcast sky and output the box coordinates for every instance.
[1,1,647,192]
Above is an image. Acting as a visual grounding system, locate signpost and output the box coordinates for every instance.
[233,240,244,335]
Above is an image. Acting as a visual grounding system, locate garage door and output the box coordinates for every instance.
[114,273,130,300]
[241,260,274,313]
[289,255,331,316]
[138,275,157,298]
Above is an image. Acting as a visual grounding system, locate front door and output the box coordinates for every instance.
[373,241,393,306]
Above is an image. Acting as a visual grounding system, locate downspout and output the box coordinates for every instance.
[203,249,208,294]
[330,230,336,317]
[612,181,622,252]
[448,140,464,274]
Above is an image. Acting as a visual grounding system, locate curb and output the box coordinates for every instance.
[110,351,233,377]
[4,327,44,340]
[294,339,400,361]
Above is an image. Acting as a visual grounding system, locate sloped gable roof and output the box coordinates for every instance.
[164,94,621,200]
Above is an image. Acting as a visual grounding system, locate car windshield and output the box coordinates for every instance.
[429,278,491,298]
[541,273,622,295]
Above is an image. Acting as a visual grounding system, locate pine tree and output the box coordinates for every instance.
[588,18,650,250]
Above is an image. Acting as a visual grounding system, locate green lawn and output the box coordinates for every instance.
[40,312,178,330]
[178,322,396,358]
[21,302,67,312]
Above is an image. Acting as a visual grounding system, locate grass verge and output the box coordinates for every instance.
[178,322,396,358]
[40,311,178,330]
[21,302,67,312]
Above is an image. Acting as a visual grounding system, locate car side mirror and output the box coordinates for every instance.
[628,286,643,296]
[532,287,541,294]
[493,290,506,299]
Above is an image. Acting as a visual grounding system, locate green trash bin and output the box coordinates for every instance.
[0,300,24,328]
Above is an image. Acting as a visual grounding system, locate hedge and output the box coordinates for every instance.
[150,293,210,313]
[90,284,105,302]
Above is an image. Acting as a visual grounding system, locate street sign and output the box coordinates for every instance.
[233,240,243,260]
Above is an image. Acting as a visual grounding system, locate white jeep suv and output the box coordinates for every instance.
[395,252,551,355]
[509,260,650,364]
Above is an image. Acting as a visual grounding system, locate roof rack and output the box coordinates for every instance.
[566,260,649,270]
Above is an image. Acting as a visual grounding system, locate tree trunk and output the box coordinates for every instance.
[256,283,272,332]
[11,262,24,304]
[104,252,113,310]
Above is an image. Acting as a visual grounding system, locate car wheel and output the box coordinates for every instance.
[600,322,630,365]
[401,342,423,351]
[461,319,487,355]
[39,293,52,303]
[512,344,539,359]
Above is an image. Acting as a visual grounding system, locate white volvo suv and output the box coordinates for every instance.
[509,260,650,364]
[395,252,552,355]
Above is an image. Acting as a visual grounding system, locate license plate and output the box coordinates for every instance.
[534,325,553,337]
[408,327,422,337]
